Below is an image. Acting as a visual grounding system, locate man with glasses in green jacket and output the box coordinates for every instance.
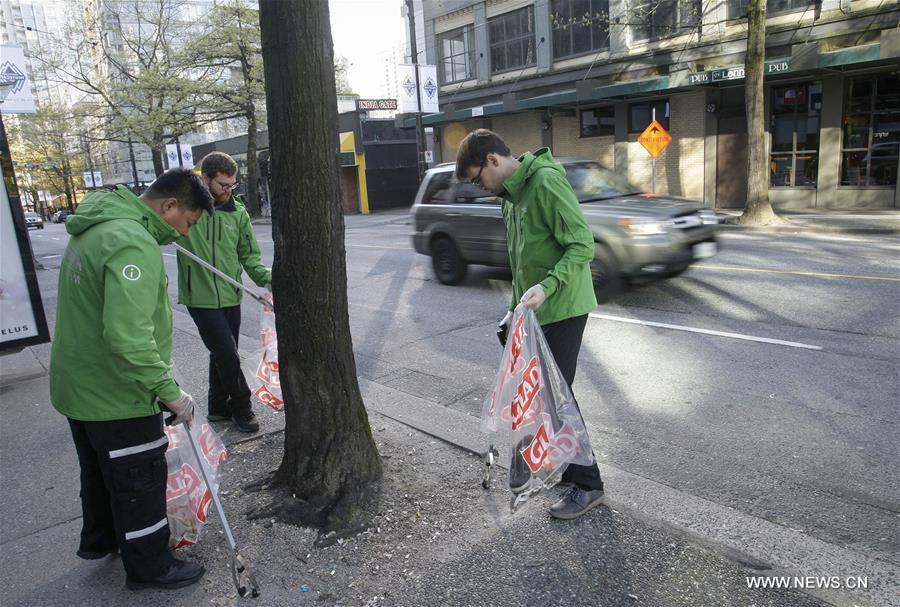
[176,152,271,433]
[456,129,604,520]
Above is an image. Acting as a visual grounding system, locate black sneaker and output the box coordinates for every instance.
[232,411,259,433]
[76,547,118,560]
[508,434,534,494]
[207,411,230,422]
[126,558,205,590]
[549,486,605,520]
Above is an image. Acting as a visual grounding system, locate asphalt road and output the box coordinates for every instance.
[23,214,900,585]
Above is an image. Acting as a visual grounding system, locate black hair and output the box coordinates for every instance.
[144,168,214,215]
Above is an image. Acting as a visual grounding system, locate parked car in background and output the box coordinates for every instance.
[52,209,71,223]
[411,161,719,301]
[24,212,44,230]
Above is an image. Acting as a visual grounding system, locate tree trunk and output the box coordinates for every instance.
[244,110,261,216]
[151,145,165,177]
[738,0,783,226]
[259,0,382,531]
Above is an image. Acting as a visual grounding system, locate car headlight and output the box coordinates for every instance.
[699,209,719,225]
[620,217,668,235]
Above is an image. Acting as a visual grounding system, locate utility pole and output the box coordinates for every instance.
[404,0,426,181]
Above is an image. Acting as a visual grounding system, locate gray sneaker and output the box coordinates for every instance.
[549,486,605,520]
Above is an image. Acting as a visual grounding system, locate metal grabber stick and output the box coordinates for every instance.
[171,244,274,311]
[183,424,260,598]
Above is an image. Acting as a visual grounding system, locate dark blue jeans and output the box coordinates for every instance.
[187,305,252,417]
[541,314,604,492]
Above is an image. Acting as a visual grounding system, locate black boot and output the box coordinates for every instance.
[126,558,205,590]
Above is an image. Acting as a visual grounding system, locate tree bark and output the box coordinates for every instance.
[259,0,382,531]
[244,110,261,216]
[737,0,784,226]
[151,146,165,178]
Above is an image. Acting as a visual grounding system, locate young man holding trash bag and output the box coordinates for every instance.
[456,129,605,520]
[49,169,214,589]
[176,152,271,433]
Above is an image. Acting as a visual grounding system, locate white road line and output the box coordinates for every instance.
[162,252,176,257]
[41,254,61,258]
[51,237,60,241]
[588,312,823,351]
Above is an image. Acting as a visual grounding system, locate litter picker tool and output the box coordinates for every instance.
[171,243,273,311]
[162,407,261,598]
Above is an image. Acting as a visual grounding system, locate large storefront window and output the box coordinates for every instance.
[629,0,700,41]
[551,0,610,59]
[489,7,536,73]
[840,72,900,187]
[770,82,822,187]
[439,26,475,84]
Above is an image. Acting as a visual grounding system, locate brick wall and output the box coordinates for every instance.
[551,115,615,166]
[491,112,543,157]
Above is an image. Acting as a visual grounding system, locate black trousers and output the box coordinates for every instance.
[541,314,604,492]
[187,305,252,416]
[68,414,174,581]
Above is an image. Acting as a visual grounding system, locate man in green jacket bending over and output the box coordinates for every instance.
[456,129,604,520]
[176,152,271,433]
[50,169,214,589]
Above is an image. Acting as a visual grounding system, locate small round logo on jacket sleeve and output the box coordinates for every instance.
[122,265,142,281]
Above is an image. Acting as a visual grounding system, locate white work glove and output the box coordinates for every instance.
[265,283,272,292]
[163,389,194,428]
[520,284,546,310]
[499,310,513,328]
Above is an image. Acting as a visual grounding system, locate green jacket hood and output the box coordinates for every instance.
[502,148,566,202]
[66,185,181,245]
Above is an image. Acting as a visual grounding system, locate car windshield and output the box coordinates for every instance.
[26,213,37,218]
[564,162,641,202]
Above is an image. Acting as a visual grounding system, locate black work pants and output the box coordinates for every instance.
[541,314,604,492]
[187,305,252,417]
[68,414,174,581]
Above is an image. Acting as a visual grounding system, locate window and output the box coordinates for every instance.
[727,0,815,20]
[422,171,453,204]
[629,0,700,42]
[629,100,669,133]
[438,26,475,84]
[840,72,900,187]
[454,182,499,204]
[769,82,822,187]
[551,0,610,59]
[489,6,536,73]
[580,106,615,137]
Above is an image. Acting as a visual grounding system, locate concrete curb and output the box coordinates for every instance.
[0,348,47,388]
[716,223,900,236]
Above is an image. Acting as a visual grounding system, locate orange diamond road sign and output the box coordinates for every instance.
[638,120,672,158]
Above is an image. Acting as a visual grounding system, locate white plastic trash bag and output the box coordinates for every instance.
[481,306,595,511]
[251,292,283,412]
[164,412,227,549]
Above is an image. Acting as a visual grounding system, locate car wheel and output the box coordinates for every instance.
[431,236,467,285]
[664,262,690,278]
[592,242,622,303]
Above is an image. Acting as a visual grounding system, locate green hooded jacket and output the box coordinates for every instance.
[50,185,182,421]
[176,196,270,309]
[501,149,598,326]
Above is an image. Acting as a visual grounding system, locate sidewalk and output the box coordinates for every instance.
[716,209,900,235]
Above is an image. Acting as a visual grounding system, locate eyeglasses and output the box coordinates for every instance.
[216,180,240,192]
[471,162,486,187]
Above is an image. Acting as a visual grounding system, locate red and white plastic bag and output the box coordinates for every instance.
[251,292,283,412]
[481,306,595,511]
[164,413,227,549]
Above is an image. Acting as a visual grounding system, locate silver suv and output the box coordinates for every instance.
[411,161,719,300]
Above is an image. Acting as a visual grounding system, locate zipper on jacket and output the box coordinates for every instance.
[212,214,221,308]
[187,266,192,293]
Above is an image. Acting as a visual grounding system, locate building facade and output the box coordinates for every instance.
[409,0,899,209]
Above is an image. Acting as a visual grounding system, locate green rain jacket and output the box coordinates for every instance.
[176,196,271,309]
[501,149,598,326]
[50,186,182,421]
